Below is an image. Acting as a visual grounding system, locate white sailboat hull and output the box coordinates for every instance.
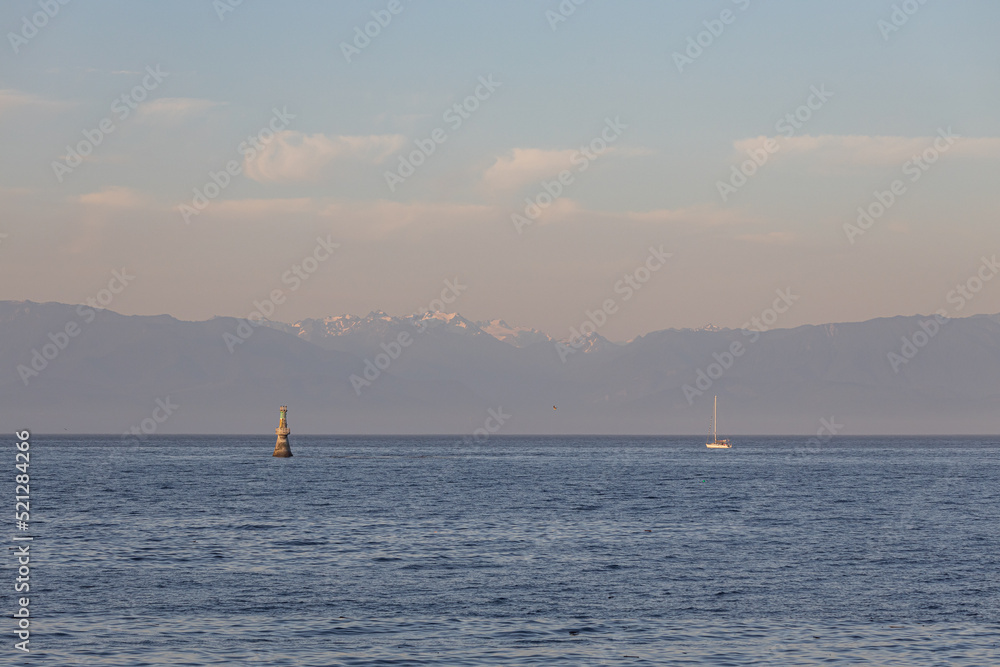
[705,396,732,448]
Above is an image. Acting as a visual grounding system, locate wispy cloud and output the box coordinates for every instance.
[624,204,759,228]
[134,97,225,123]
[481,144,650,195]
[78,186,150,208]
[207,196,491,240]
[0,89,64,116]
[243,131,406,183]
[734,133,1000,166]
[481,148,578,193]
[208,197,317,217]
[317,199,493,239]
[203,196,754,239]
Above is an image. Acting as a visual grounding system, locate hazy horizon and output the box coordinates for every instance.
[6,295,999,342]
[3,1,1000,343]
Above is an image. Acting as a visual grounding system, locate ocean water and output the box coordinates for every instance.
[17,435,1000,665]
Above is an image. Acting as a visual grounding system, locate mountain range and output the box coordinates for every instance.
[3,300,999,436]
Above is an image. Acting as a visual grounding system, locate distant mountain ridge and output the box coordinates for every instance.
[262,310,558,349]
[2,300,1000,435]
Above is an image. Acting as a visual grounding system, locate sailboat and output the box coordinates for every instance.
[706,395,732,449]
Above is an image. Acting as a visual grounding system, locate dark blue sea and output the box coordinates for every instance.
[15,436,1000,665]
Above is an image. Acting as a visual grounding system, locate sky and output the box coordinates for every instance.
[2,0,999,342]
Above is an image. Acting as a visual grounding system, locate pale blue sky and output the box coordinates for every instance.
[2,0,999,340]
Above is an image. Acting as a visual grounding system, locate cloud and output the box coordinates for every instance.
[134,97,225,123]
[78,186,149,208]
[0,89,63,116]
[481,148,578,193]
[0,90,37,113]
[733,133,1000,167]
[209,197,317,218]
[481,144,651,195]
[243,132,406,183]
[318,199,493,239]
[207,196,491,240]
[186,194,756,241]
[503,198,760,231]
[624,204,759,228]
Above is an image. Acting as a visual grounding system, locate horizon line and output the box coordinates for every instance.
[3,298,992,342]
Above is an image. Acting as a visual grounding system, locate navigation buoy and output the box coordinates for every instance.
[273,405,292,457]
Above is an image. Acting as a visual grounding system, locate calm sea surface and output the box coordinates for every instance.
[16,436,1000,665]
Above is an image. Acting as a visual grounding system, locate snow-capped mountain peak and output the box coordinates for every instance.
[476,319,553,348]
